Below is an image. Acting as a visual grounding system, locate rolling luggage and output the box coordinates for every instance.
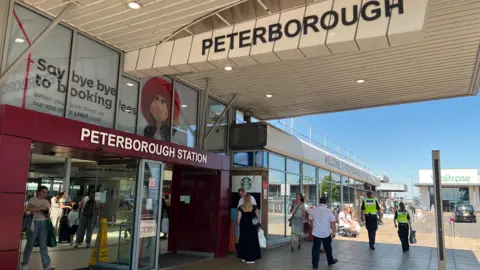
[58,214,71,243]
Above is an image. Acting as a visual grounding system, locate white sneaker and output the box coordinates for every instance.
[45,265,55,270]
[246,261,255,264]
[20,265,28,270]
[241,260,246,263]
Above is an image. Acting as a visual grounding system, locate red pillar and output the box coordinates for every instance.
[0,135,32,270]
[214,169,230,257]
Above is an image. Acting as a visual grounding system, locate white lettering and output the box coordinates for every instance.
[81,128,91,141]
[91,130,100,144]
[99,132,108,145]
[125,137,132,150]
[116,135,125,149]
[177,149,184,159]
[133,140,141,151]
[107,134,116,147]
[148,143,156,154]
[155,144,162,155]
[162,146,170,157]
[141,141,149,153]
[169,147,175,158]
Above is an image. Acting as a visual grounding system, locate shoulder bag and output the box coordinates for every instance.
[288,204,301,227]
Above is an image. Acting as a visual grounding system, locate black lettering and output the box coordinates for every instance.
[269,23,283,42]
[284,19,302,38]
[78,90,86,99]
[202,39,213,56]
[303,15,320,35]
[341,5,359,26]
[321,11,339,30]
[226,32,239,50]
[37,58,46,71]
[214,36,226,53]
[252,27,267,45]
[87,79,94,88]
[361,1,381,21]
[239,30,251,48]
[385,0,404,17]
[132,108,137,115]
[57,80,67,93]
[36,74,42,87]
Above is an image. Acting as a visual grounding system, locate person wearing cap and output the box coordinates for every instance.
[140,77,180,141]
[238,188,257,208]
[361,191,381,250]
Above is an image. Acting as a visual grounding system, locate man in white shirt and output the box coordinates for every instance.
[309,197,338,268]
[237,188,257,208]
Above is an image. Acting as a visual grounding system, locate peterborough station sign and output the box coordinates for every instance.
[202,0,405,55]
[125,0,429,74]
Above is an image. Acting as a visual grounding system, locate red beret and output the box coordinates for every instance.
[140,77,180,125]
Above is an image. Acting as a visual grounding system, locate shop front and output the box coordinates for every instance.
[0,105,230,270]
[417,169,480,212]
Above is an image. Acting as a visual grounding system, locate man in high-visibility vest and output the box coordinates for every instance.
[394,202,412,252]
[361,191,381,250]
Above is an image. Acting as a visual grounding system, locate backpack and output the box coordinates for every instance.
[83,198,95,216]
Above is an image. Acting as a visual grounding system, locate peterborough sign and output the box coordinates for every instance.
[125,0,429,75]
[202,0,404,55]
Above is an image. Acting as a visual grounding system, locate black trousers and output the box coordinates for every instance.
[398,223,410,251]
[365,214,378,247]
[312,235,334,267]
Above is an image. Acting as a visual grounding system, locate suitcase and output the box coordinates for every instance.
[58,215,71,243]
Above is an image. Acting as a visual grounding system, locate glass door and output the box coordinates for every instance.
[131,160,164,270]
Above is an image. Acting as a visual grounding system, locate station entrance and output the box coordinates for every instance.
[21,142,219,270]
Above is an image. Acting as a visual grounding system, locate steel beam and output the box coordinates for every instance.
[0,2,75,87]
[204,94,237,141]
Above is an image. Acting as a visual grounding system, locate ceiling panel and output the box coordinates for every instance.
[177,0,480,119]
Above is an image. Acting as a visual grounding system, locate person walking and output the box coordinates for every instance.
[309,197,338,268]
[50,191,71,232]
[21,186,55,270]
[394,202,412,252]
[289,193,306,251]
[361,191,381,250]
[237,194,261,264]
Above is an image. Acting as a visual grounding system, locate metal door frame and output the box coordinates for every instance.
[131,159,164,270]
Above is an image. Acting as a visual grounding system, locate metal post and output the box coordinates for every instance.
[309,126,312,142]
[198,77,210,150]
[432,150,446,270]
[0,2,76,87]
[204,94,236,142]
[290,118,293,134]
[63,158,72,196]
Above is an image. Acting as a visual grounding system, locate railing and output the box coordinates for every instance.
[270,118,370,171]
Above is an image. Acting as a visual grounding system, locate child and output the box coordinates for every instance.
[68,204,79,245]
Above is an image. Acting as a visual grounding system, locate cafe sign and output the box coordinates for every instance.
[126,0,429,75]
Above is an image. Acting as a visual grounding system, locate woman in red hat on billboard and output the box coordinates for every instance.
[140,77,180,141]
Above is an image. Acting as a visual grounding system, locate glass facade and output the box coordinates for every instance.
[0,4,230,150]
[428,187,470,212]
[235,151,376,240]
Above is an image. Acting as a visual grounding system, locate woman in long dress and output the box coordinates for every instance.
[290,193,306,251]
[237,194,261,263]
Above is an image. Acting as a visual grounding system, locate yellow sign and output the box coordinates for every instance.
[89,218,109,265]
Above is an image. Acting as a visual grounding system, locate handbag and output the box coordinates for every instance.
[258,229,267,248]
[161,212,169,233]
[288,204,302,227]
[409,229,417,244]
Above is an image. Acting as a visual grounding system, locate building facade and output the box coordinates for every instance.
[417,169,480,212]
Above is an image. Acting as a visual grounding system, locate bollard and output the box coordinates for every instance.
[449,216,455,237]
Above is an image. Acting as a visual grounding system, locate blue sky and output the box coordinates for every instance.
[297,95,480,199]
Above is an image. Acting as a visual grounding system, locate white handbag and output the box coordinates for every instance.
[161,212,169,233]
[258,229,267,248]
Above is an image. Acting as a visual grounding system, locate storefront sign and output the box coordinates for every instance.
[232,175,262,193]
[201,0,404,55]
[325,155,372,183]
[418,169,479,185]
[126,0,429,74]
[80,128,208,164]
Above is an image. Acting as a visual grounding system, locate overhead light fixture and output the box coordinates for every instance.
[265,94,273,98]
[356,79,366,84]
[181,105,187,108]
[224,66,233,71]
[126,82,134,87]
[127,1,142,9]
[15,38,25,43]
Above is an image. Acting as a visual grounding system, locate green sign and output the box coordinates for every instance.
[240,177,253,191]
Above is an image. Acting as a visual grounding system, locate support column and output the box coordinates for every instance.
[0,0,12,72]
[0,135,32,269]
[64,158,72,196]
